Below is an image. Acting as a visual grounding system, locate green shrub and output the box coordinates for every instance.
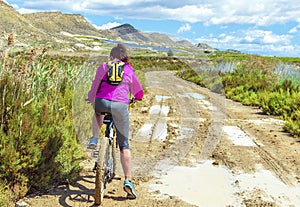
[260,89,300,118]
[284,110,300,136]
[0,51,85,200]
[226,86,260,106]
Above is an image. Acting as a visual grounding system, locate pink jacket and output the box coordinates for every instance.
[88,62,144,104]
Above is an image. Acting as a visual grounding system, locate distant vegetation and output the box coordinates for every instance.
[177,52,300,137]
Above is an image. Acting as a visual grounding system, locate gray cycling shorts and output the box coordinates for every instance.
[94,98,130,150]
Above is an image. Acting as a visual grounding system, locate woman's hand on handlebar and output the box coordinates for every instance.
[130,97,141,104]
[85,98,93,105]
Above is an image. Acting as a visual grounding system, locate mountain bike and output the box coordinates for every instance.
[91,98,136,205]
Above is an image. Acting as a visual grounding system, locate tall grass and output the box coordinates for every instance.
[0,49,87,201]
[275,63,300,89]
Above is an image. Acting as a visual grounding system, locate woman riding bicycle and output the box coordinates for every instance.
[87,43,144,199]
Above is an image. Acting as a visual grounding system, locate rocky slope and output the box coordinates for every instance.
[23,12,100,36]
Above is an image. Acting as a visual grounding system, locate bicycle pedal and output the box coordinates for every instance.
[92,162,97,173]
[113,176,122,180]
[92,150,99,158]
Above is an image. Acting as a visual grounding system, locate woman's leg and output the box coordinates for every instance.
[120,149,132,180]
[92,113,103,137]
[88,100,105,149]
[111,102,137,198]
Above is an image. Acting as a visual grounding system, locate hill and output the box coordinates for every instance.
[110,23,149,42]
[23,12,100,36]
[0,1,54,47]
[110,23,196,49]
[146,32,178,47]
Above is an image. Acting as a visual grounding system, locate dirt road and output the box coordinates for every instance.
[19,71,300,207]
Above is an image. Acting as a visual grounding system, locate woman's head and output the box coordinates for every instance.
[110,43,128,62]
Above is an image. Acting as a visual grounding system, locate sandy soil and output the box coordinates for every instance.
[18,71,300,207]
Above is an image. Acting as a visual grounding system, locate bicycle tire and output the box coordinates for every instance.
[112,134,117,177]
[94,138,109,205]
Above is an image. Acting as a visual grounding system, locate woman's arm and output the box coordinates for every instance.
[88,64,105,102]
[131,72,144,100]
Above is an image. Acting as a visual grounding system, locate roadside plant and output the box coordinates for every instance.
[0,49,86,200]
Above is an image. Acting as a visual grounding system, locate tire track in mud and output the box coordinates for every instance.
[224,101,299,186]
[199,91,226,160]
[238,124,296,185]
[255,145,293,185]
[146,93,167,151]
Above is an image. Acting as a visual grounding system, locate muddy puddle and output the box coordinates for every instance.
[149,105,170,116]
[184,92,217,111]
[223,125,257,146]
[147,103,300,206]
[150,160,300,207]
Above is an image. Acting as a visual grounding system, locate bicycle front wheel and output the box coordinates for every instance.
[112,136,117,177]
[94,138,109,205]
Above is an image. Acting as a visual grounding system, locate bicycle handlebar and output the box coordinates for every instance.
[85,97,141,104]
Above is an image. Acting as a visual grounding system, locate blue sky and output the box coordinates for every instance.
[4,0,300,57]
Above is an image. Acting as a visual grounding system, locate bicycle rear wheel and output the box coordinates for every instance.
[94,138,109,205]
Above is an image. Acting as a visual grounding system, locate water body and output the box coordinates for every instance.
[97,37,187,53]
[186,93,205,99]
[223,125,257,146]
[149,105,170,116]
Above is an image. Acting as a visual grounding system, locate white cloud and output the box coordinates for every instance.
[17,7,41,14]
[289,27,298,33]
[197,29,292,46]
[95,22,121,30]
[242,30,292,45]
[195,29,296,56]
[8,0,300,26]
[8,3,38,13]
[177,23,191,33]
[289,22,300,34]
